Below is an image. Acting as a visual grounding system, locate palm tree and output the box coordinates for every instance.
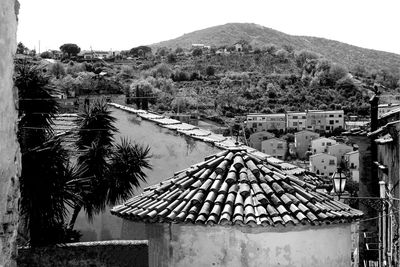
[68,100,151,229]
[15,61,83,246]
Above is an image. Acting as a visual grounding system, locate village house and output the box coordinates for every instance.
[311,137,337,154]
[112,149,362,267]
[234,43,243,52]
[248,131,275,151]
[327,143,354,164]
[344,150,359,182]
[378,103,400,118]
[294,130,320,159]
[261,138,287,159]
[309,153,337,177]
[286,112,307,131]
[246,113,286,133]
[306,110,344,133]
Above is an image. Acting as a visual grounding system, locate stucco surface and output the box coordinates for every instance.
[0,0,20,266]
[170,224,351,267]
[123,221,352,267]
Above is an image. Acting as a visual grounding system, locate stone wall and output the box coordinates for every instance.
[17,240,149,267]
[0,0,20,266]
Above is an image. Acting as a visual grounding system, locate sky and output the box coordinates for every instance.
[17,0,400,54]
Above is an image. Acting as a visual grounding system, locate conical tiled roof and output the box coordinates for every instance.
[111,149,362,227]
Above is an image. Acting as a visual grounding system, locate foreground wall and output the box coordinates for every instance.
[0,0,20,266]
[122,221,352,267]
[17,240,148,267]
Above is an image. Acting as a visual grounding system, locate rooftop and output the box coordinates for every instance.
[112,149,362,227]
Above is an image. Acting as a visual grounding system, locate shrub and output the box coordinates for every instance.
[206,66,216,76]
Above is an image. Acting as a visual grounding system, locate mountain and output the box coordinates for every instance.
[150,23,400,71]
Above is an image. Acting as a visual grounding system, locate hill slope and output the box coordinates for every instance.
[151,23,400,71]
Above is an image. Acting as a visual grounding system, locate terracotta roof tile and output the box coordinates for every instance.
[112,149,363,227]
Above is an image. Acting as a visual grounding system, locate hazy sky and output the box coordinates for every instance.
[18,0,400,54]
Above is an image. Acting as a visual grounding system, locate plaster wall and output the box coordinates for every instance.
[294,131,319,159]
[0,0,20,266]
[122,221,352,267]
[73,108,221,241]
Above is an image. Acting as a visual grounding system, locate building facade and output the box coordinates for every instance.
[261,138,287,159]
[248,131,275,151]
[0,1,20,266]
[294,130,320,159]
[309,153,337,177]
[286,112,307,131]
[378,103,400,118]
[306,110,344,133]
[246,113,286,133]
[344,151,359,182]
[327,143,354,164]
[311,137,337,154]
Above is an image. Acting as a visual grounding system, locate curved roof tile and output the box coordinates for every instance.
[111,149,362,227]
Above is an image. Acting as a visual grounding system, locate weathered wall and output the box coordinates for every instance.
[122,221,352,267]
[74,108,221,241]
[348,135,379,265]
[17,240,148,267]
[0,0,20,266]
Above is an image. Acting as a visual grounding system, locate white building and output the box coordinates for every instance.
[311,137,337,154]
[246,113,286,133]
[287,112,307,131]
[327,143,354,164]
[294,130,320,159]
[378,103,400,118]
[344,151,359,182]
[261,138,287,160]
[309,153,337,177]
[306,110,344,133]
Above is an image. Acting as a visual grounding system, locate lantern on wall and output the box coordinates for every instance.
[332,168,347,199]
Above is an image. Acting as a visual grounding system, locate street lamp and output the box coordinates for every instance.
[332,168,347,199]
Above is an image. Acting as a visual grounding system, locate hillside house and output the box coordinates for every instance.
[378,103,400,118]
[344,150,359,182]
[248,131,275,151]
[306,110,344,133]
[261,138,287,159]
[112,149,362,267]
[246,113,286,133]
[309,153,337,177]
[311,137,337,154]
[287,112,307,131]
[294,130,320,159]
[327,143,354,164]
[234,43,243,52]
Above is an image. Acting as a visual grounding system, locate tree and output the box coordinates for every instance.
[167,53,177,63]
[15,61,82,246]
[192,48,203,57]
[175,47,184,54]
[67,100,152,229]
[40,51,53,59]
[17,42,28,54]
[130,46,152,58]
[206,66,215,76]
[60,43,81,58]
[49,62,66,79]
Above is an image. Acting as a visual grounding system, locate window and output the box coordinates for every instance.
[329,114,334,117]
[326,126,331,130]
[302,116,306,119]
[277,143,283,149]
[329,120,334,125]
[324,166,327,169]
[329,160,335,165]
[321,159,325,163]
[339,114,342,118]
[329,172,333,176]
[322,142,325,146]
[293,116,298,119]
[258,123,262,126]
[335,120,339,123]
[299,121,303,124]
[252,123,257,128]
[327,142,331,146]
[272,149,276,154]
[293,122,298,126]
